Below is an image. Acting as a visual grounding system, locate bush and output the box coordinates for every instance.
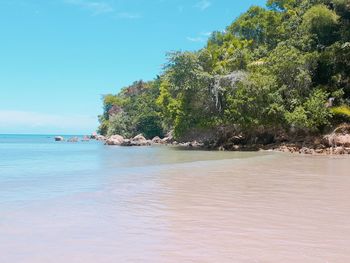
[107,113,132,138]
[285,89,331,130]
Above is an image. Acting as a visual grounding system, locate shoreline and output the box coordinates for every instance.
[91,124,350,155]
[100,135,350,156]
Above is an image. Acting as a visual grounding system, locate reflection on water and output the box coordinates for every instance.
[1,135,350,262]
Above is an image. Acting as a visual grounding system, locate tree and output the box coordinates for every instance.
[285,89,331,130]
[107,113,132,138]
[228,6,283,49]
[302,4,340,45]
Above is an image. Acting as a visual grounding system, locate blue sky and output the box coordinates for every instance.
[0,0,265,134]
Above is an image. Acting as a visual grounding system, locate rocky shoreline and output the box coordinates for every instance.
[91,124,350,155]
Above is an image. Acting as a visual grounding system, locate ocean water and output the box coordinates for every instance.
[1,134,350,262]
[0,134,258,205]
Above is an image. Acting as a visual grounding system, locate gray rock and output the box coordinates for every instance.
[105,135,124,145]
[130,134,151,146]
[96,135,106,141]
[121,139,131,146]
[162,131,174,144]
[299,147,314,155]
[81,136,90,142]
[55,136,64,142]
[152,136,163,144]
[68,137,79,143]
[334,146,346,155]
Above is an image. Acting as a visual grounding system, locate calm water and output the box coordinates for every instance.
[1,134,350,262]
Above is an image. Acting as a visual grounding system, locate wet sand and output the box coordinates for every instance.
[1,151,350,262]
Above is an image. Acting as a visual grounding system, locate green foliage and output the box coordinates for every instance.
[135,113,164,139]
[98,80,165,138]
[267,0,297,11]
[302,4,340,45]
[98,0,350,140]
[107,113,132,138]
[331,105,350,118]
[159,52,217,137]
[228,6,283,49]
[224,73,285,129]
[285,89,331,130]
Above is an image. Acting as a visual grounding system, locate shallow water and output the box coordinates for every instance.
[1,135,350,262]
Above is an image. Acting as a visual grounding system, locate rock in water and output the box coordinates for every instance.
[152,136,163,144]
[121,139,131,146]
[105,135,124,145]
[82,136,90,142]
[96,135,106,141]
[162,131,174,144]
[131,134,151,146]
[68,137,79,143]
[55,136,64,142]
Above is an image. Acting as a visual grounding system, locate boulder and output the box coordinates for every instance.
[325,134,350,147]
[162,131,174,144]
[299,147,314,155]
[121,139,131,146]
[130,134,151,146]
[81,136,90,142]
[152,136,163,144]
[333,146,346,155]
[324,124,350,147]
[105,135,124,145]
[96,135,106,141]
[334,134,350,147]
[68,137,79,143]
[54,136,64,142]
[189,140,204,148]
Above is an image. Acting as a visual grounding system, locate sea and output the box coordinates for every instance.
[1,134,350,263]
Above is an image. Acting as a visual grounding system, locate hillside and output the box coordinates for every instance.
[98,0,350,149]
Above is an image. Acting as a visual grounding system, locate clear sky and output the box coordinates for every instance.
[0,0,265,134]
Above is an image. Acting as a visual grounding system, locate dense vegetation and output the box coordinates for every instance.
[98,0,350,143]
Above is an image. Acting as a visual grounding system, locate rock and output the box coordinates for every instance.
[81,136,90,142]
[299,147,314,155]
[121,139,131,146]
[334,146,346,155]
[179,142,190,147]
[96,135,106,141]
[54,136,64,142]
[315,148,325,154]
[152,136,163,144]
[68,137,79,143]
[279,145,290,153]
[130,134,151,146]
[91,133,106,141]
[232,145,241,151]
[334,134,350,147]
[162,131,174,144]
[132,134,146,141]
[105,135,124,145]
[324,134,350,147]
[230,135,245,145]
[218,146,225,151]
[189,141,203,148]
[324,124,350,147]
